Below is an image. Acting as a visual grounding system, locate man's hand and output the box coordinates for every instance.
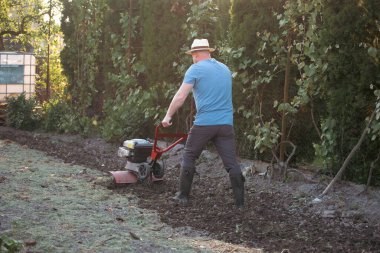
[162,83,192,128]
[162,115,172,128]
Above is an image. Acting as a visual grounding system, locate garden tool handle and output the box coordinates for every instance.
[151,124,187,161]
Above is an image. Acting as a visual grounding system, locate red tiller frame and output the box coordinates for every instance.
[150,124,187,161]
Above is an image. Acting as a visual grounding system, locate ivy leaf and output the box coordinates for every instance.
[132,63,146,74]
[368,47,377,58]
[277,103,297,114]
[279,19,287,27]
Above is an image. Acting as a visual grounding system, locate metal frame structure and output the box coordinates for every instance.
[0,51,36,102]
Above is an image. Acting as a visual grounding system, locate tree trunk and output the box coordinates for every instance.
[46,0,52,100]
[127,0,132,74]
[280,40,292,162]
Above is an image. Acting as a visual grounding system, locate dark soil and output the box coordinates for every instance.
[1,126,379,253]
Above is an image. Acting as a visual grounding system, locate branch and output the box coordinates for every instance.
[0,30,29,37]
[271,141,296,165]
[321,110,375,196]
[284,141,296,166]
[286,119,294,140]
[310,96,322,139]
[271,145,281,164]
[270,141,297,181]
[365,149,380,191]
[283,141,296,179]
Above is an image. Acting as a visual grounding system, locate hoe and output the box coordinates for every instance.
[110,124,187,184]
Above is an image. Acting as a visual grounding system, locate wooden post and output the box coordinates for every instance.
[46,0,52,100]
[280,38,292,162]
[127,0,132,74]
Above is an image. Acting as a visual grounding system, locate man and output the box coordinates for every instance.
[162,38,245,207]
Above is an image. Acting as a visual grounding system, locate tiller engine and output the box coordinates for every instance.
[110,124,187,184]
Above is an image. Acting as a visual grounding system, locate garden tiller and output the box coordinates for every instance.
[110,124,187,184]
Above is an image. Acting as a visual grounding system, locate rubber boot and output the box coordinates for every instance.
[229,172,245,207]
[173,167,195,204]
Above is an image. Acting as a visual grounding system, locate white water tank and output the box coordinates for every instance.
[0,51,36,102]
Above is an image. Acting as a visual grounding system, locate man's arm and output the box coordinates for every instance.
[162,83,193,127]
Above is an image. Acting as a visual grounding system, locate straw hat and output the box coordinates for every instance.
[185,39,215,55]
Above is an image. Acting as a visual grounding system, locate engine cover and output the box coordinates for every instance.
[119,139,153,163]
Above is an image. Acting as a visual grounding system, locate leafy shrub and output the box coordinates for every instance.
[58,108,97,137]
[6,93,40,130]
[313,118,338,172]
[39,98,96,136]
[41,99,71,132]
[101,87,164,142]
[0,235,22,253]
[100,75,183,142]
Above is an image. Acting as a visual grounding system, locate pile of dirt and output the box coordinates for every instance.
[1,126,379,252]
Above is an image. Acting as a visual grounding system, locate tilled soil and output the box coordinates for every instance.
[1,126,379,253]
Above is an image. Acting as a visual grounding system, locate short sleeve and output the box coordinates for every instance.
[183,64,197,85]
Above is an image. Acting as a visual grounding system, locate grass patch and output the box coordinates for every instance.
[0,140,211,252]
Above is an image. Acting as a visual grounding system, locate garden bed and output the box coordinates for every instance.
[1,126,379,252]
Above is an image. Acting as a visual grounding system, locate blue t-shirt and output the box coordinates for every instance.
[183,58,233,126]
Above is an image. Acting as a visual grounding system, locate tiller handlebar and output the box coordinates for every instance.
[150,124,187,161]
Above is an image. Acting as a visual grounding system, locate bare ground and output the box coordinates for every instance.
[0,126,379,253]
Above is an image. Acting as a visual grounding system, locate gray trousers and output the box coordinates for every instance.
[181,125,241,175]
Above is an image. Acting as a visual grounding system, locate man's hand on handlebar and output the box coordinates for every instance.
[162,115,172,128]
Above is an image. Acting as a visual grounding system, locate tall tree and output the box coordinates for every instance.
[229,0,284,159]
[140,0,187,86]
[0,0,44,51]
[60,0,108,116]
[214,0,231,40]
[33,0,65,101]
[318,0,380,182]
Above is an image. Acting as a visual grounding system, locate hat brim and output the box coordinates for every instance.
[185,48,215,55]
